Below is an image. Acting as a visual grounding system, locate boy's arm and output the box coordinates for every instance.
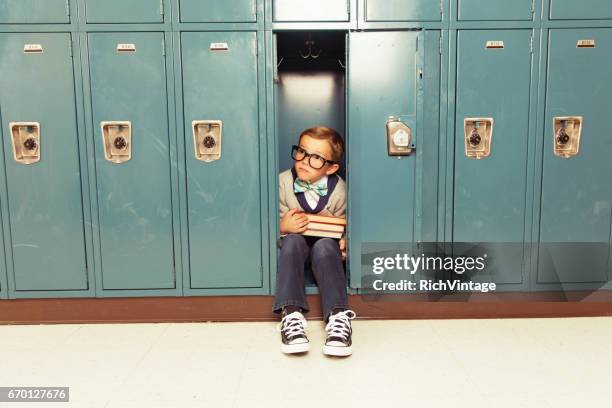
[279,174,290,219]
[279,175,289,236]
[332,190,347,219]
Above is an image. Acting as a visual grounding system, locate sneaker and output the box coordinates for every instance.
[277,310,310,354]
[323,309,357,357]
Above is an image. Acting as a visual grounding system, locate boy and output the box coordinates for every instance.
[272,126,356,357]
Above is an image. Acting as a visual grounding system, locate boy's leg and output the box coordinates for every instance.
[272,234,311,315]
[310,238,349,322]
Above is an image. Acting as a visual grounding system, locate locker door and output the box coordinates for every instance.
[550,0,612,20]
[0,202,6,296]
[179,0,256,23]
[181,32,263,288]
[538,29,612,284]
[458,0,534,21]
[454,30,533,285]
[88,33,175,290]
[273,0,349,22]
[348,31,422,289]
[84,0,163,23]
[0,0,70,24]
[0,33,88,291]
[365,0,441,22]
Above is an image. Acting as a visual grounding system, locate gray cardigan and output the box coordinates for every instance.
[279,168,346,219]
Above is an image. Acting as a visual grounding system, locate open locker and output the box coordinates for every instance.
[273,30,426,293]
[273,30,348,291]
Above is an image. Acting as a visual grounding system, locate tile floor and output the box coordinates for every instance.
[1,317,611,407]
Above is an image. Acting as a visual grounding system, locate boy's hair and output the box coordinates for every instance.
[298,126,345,163]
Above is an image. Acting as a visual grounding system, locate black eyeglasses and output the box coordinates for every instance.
[291,145,337,170]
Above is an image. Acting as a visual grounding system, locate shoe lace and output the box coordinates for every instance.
[325,310,357,341]
[276,311,307,338]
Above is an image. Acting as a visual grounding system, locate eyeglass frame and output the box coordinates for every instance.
[291,144,337,169]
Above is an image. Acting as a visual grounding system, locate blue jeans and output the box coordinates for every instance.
[272,234,349,322]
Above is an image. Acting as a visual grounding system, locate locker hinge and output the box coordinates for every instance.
[530,35,533,53]
[346,0,350,19]
[68,37,73,57]
[531,0,535,14]
[440,0,444,15]
[439,35,443,54]
[162,38,166,56]
[160,0,164,15]
[65,0,70,16]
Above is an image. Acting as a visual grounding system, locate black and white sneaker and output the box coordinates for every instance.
[277,310,310,354]
[323,309,357,357]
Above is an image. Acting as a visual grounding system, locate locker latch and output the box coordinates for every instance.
[464,118,494,159]
[10,122,41,164]
[192,120,222,162]
[386,116,414,158]
[553,116,582,158]
[101,121,132,163]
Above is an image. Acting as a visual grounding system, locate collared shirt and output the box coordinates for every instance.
[303,175,328,210]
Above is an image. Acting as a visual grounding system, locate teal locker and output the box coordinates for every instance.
[0,33,88,291]
[364,0,441,22]
[0,201,6,297]
[348,31,422,289]
[549,0,612,20]
[0,0,70,24]
[273,0,349,22]
[454,30,533,285]
[457,0,534,21]
[87,32,175,290]
[538,29,612,284]
[181,31,263,288]
[84,0,163,23]
[179,0,256,22]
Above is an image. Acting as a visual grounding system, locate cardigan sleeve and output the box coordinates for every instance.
[279,173,290,219]
[329,178,347,218]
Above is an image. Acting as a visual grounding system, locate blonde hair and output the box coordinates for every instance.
[299,126,345,162]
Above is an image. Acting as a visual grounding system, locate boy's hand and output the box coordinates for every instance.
[339,236,346,261]
[280,208,309,234]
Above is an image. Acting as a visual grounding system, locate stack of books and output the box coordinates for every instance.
[301,214,346,239]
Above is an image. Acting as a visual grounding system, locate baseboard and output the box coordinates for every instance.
[1,292,611,324]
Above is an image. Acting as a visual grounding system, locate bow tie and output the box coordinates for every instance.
[294,178,328,197]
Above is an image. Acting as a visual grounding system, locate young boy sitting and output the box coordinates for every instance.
[272,126,356,357]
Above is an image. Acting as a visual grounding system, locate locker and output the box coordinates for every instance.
[84,0,163,23]
[0,204,5,296]
[364,0,441,22]
[348,31,422,289]
[87,32,175,290]
[179,0,256,23]
[538,29,612,284]
[457,0,534,21]
[181,31,263,288]
[273,0,349,22]
[0,0,70,24]
[550,0,612,20]
[453,30,533,285]
[0,33,88,291]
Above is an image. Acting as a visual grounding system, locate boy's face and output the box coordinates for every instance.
[294,135,340,183]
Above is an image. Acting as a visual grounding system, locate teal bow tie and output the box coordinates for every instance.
[294,178,328,196]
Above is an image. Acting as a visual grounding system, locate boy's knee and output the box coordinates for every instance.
[279,234,308,252]
[311,238,340,260]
